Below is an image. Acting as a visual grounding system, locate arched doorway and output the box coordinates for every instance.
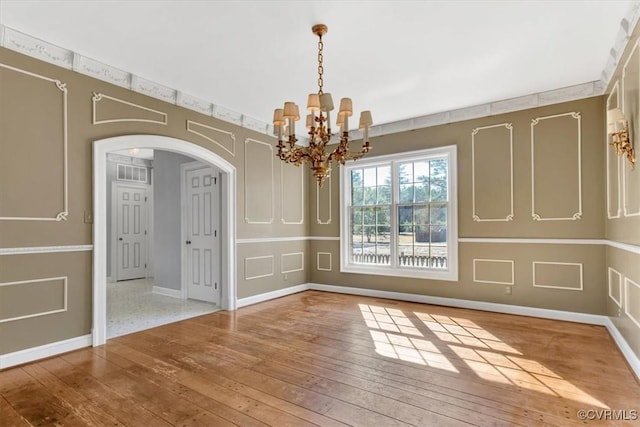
[93,135,237,346]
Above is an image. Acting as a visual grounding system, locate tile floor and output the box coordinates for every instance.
[107,278,219,339]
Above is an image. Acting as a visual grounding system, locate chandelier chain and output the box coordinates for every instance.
[317,36,324,94]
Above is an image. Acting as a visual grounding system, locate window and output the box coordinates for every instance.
[340,145,458,281]
[117,164,148,183]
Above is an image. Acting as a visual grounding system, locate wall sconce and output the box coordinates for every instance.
[607,107,635,168]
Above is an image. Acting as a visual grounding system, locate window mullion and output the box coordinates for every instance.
[390,160,398,269]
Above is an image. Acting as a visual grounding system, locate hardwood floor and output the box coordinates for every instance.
[1,290,639,426]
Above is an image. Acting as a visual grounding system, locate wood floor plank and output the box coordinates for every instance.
[2,290,639,427]
[162,312,581,426]
[106,338,344,427]
[0,396,30,427]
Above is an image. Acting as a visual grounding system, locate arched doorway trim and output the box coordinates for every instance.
[93,135,237,346]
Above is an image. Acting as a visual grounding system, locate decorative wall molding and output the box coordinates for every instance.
[621,39,640,217]
[608,267,623,308]
[236,236,339,244]
[186,120,236,156]
[532,261,584,291]
[0,63,68,222]
[606,81,623,219]
[622,154,640,217]
[281,163,305,225]
[1,26,73,69]
[459,237,604,245]
[530,112,582,221]
[0,245,93,255]
[0,23,621,143]
[131,76,177,104]
[607,240,640,255]
[244,255,274,280]
[92,92,168,125]
[0,276,67,323]
[472,259,515,285]
[624,277,640,329]
[460,237,640,255]
[600,1,640,88]
[316,175,332,224]
[76,55,130,88]
[177,92,212,115]
[471,123,514,222]
[317,252,333,271]
[281,252,305,274]
[244,138,274,224]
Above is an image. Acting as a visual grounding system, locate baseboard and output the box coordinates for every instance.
[307,283,607,325]
[152,285,183,299]
[604,317,640,380]
[0,334,92,370]
[237,284,309,308]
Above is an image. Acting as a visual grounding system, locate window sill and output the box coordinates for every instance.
[340,263,458,282]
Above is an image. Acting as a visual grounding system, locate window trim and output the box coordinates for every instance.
[339,145,458,281]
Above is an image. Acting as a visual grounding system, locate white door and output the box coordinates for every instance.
[116,185,148,281]
[185,166,220,304]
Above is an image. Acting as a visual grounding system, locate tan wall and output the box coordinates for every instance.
[310,96,607,315]
[0,47,309,355]
[603,24,640,362]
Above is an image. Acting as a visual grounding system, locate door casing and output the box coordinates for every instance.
[93,135,237,347]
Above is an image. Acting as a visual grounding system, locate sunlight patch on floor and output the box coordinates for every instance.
[359,303,609,408]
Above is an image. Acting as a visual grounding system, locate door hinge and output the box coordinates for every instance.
[214,177,217,185]
[145,230,147,235]
[145,196,148,202]
[145,263,147,268]
[215,282,217,290]
[214,230,217,237]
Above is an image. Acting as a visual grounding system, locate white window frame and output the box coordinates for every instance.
[339,145,458,281]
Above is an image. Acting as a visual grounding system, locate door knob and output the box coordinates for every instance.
[186,240,192,245]
[118,238,123,241]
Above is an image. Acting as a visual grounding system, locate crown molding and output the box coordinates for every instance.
[1,16,635,139]
[599,1,640,90]
[0,24,273,137]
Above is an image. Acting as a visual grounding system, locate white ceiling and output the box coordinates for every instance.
[0,1,633,127]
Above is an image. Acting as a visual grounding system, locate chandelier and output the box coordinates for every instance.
[273,24,373,186]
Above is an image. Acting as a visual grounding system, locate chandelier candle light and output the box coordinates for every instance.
[273,24,373,186]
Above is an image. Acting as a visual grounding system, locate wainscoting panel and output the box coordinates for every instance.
[317,252,332,271]
[471,123,514,222]
[281,252,304,274]
[244,138,274,224]
[608,267,623,307]
[533,261,583,291]
[473,259,514,285]
[625,278,640,329]
[92,92,167,125]
[622,40,640,217]
[0,277,67,323]
[530,112,582,221]
[317,175,332,224]
[606,81,622,219]
[0,63,68,221]
[281,163,304,225]
[186,120,236,156]
[244,255,274,280]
